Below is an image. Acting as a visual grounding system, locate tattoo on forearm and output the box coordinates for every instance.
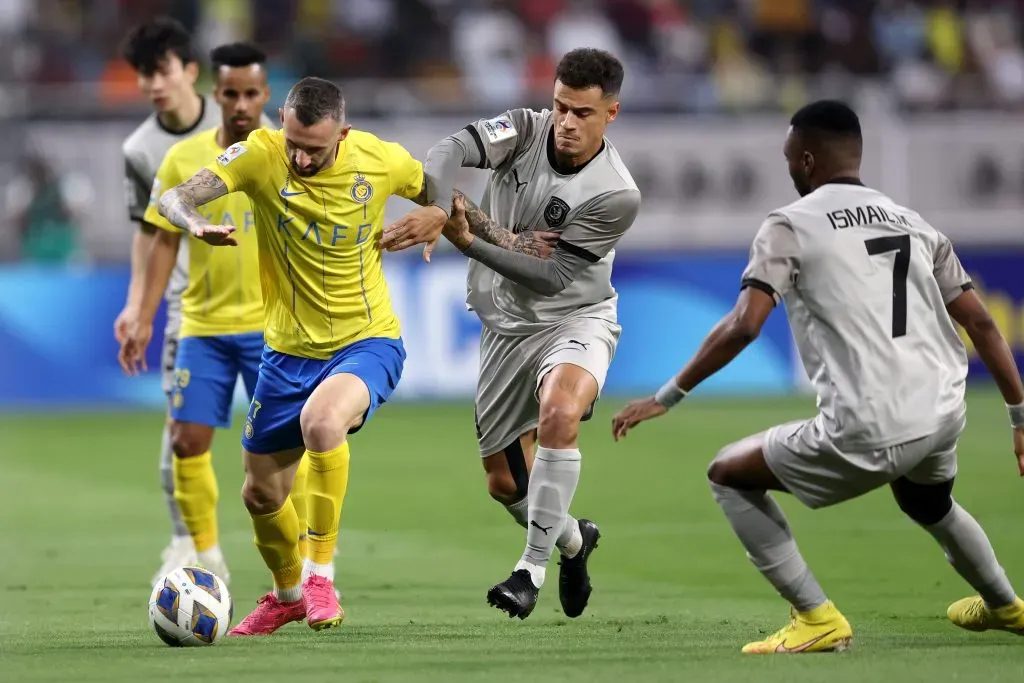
[454,190,549,257]
[158,169,228,231]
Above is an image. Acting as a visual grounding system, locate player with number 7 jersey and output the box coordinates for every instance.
[613,100,1024,654]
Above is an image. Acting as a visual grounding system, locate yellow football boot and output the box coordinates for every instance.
[947,596,1024,635]
[742,601,852,654]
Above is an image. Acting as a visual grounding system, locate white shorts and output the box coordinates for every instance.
[160,313,182,396]
[763,411,966,509]
[474,316,620,456]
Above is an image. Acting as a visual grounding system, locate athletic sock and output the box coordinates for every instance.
[251,498,302,599]
[506,497,582,558]
[710,481,827,612]
[159,424,189,538]
[520,447,581,586]
[306,442,351,566]
[171,451,219,552]
[291,453,310,559]
[923,502,1016,607]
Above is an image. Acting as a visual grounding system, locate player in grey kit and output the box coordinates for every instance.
[115,17,222,582]
[384,48,641,619]
[613,100,1024,653]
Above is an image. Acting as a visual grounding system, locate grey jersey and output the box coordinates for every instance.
[464,108,641,336]
[122,97,220,313]
[742,181,972,450]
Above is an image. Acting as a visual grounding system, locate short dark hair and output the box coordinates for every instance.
[790,100,862,141]
[210,42,266,73]
[120,16,197,76]
[555,48,624,97]
[283,77,345,126]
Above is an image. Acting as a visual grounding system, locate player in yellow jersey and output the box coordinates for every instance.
[154,77,446,636]
[118,43,286,585]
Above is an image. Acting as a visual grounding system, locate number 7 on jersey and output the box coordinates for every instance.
[864,234,910,339]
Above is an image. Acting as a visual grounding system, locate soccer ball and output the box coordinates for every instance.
[148,566,233,646]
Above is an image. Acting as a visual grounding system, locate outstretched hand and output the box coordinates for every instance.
[190,224,237,246]
[381,205,448,262]
[611,397,667,442]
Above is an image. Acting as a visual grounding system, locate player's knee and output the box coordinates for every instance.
[706,456,733,487]
[169,423,212,459]
[241,477,287,516]
[486,470,520,504]
[537,400,581,447]
[299,410,348,453]
[891,477,954,526]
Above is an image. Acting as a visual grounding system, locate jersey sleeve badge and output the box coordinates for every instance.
[543,197,570,227]
[217,143,248,166]
[482,114,517,144]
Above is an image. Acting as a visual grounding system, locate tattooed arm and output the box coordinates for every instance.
[403,184,555,258]
[454,190,555,257]
[443,190,639,296]
[158,169,237,246]
[158,168,227,231]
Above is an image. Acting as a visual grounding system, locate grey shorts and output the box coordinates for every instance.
[763,411,966,509]
[474,316,620,456]
[160,312,182,396]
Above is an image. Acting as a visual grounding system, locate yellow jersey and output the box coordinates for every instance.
[206,127,423,359]
[146,127,264,338]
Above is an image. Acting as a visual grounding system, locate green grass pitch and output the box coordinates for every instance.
[2,391,1024,682]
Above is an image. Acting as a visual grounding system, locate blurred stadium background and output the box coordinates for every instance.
[3,0,1024,407]
[4,1,1024,680]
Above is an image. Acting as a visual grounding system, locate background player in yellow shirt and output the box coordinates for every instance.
[118,43,280,585]
[154,77,446,636]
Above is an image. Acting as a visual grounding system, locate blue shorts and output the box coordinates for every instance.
[242,337,406,455]
[170,332,264,429]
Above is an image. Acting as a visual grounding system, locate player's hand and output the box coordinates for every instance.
[1014,427,1024,476]
[382,205,447,262]
[119,320,153,376]
[441,194,473,251]
[190,224,237,247]
[113,304,138,345]
[611,397,668,442]
[528,231,560,259]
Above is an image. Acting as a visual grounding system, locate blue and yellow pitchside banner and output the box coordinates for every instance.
[955,250,1024,380]
[0,249,1018,410]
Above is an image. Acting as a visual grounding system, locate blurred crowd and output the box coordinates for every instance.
[3,0,1024,265]
[1,0,1024,115]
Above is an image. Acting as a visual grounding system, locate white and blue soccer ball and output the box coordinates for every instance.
[148,566,232,646]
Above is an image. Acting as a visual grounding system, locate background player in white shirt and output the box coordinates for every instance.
[116,17,222,582]
[612,100,1024,653]
[384,48,641,620]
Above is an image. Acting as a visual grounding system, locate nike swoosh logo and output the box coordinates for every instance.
[775,628,837,653]
[280,189,305,197]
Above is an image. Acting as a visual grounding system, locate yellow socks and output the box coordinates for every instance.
[291,454,310,559]
[172,452,219,552]
[306,442,350,566]
[251,497,303,595]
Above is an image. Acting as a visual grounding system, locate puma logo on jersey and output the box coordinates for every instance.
[511,169,528,193]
